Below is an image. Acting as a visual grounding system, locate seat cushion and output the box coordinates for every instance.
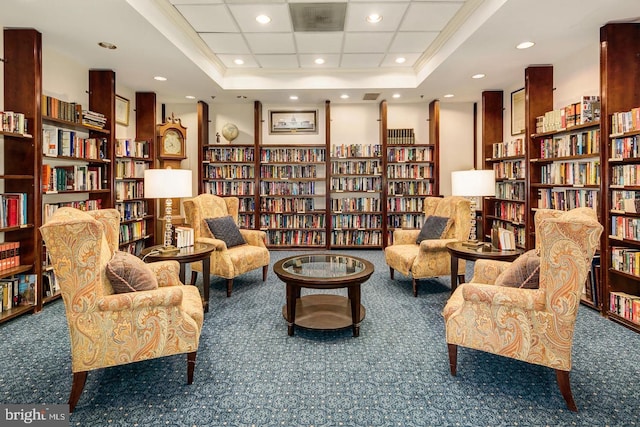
[494,249,540,289]
[416,215,453,244]
[205,216,246,248]
[106,251,158,293]
[385,244,420,277]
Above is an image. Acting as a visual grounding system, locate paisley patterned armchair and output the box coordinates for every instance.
[442,208,602,411]
[183,194,270,297]
[40,208,204,412]
[384,196,472,296]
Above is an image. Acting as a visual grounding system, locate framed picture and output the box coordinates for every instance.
[269,110,317,134]
[511,88,525,135]
[115,95,130,126]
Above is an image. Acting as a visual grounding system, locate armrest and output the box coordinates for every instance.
[392,229,420,245]
[419,238,458,251]
[240,229,267,247]
[96,286,184,312]
[460,282,546,311]
[196,236,227,251]
[147,260,182,287]
[470,259,512,285]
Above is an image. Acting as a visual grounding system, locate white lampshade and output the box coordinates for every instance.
[451,169,496,197]
[144,168,193,199]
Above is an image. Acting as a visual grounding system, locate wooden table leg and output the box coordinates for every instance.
[179,263,186,285]
[202,257,210,313]
[286,283,297,336]
[450,253,459,293]
[348,285,361,337]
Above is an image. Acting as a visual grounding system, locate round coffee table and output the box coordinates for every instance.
[273,254,374,337]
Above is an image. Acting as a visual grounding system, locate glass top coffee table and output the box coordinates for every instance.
[273,254,374,337]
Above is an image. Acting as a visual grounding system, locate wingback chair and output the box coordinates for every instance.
[183,194,270,297]
[442,208,603,411]
[384,196,472,296]
[40,208,204,412]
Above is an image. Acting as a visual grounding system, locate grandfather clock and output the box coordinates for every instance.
[156,114,188,233]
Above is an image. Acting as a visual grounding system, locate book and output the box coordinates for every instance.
[17,273,37,306]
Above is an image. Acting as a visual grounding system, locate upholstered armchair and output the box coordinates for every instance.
[442,208,603,411]
[384,196,472,296]
[40,207,204,412]
[183,194,270,297]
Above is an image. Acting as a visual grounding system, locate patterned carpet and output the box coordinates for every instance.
[1,249,639,426]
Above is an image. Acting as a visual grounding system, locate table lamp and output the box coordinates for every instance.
[144,168,193,254]
[451,169,496,244]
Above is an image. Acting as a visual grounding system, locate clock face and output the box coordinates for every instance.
[163,129,183,155]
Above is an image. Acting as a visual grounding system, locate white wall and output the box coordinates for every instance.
[440,102,475,195]
[330,103,379,146]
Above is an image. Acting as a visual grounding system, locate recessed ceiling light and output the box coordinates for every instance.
[234,59,245,65]
[516,41,535,49]
[340,94,349,99]
[392,93,401,99]
[256,15,271,24]
[366,14,382,24]
[472,73,485,79]
[443,94,454,98]
[185,95,195,100]
[314,58,325,65]
[290,95,298,100]
[154,76,167,81]
[395,57,406,64]
[98,42,116,50]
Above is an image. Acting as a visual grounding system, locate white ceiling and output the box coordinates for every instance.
[1,0,639,106]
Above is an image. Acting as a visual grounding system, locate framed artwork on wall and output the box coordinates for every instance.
[115,95,130,126]
[511,88,525,135]
[269,110,317,134]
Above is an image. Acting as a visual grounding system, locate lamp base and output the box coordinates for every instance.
[158,245,180,255]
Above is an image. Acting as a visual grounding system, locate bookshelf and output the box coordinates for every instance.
[601,23,640,332]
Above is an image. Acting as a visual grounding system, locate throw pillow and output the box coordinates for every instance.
[416,215,453,244]
[106,251,158,293]
[494,249,540,289]
[205,216,246,248]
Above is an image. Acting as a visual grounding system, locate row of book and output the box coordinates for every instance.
[491,220,526,247]
[611,247,640,277]
[387,213,425,229]
[42,164,105,192]
[611,215,640,241]
[119,222,148,244]
[491,138,525,159]
[610,164,640,186]
[259,198,317,212]
[609,291,640,325]
[331,214,382,229]
[42,95,81,123]
[495,181,525,201]
[82,110,106,129]
[42,200,101,224]
[174,226,194,248]
[0,111,29,135]
[0,274,37,312]
[539,160,600,186]
[387,181,433,196]
[0,242,20,272]
[537,188,599,211]
[43,126,108,159]
[387,196,423,212]
[266,230,325,246]
[331,160,381,175]
[237,215,256,229]
[332,197,382,212]
[115,139,150,158]
[493,159,526,180]
[387,164,433,179]
[611,190,640,213]
[260,213,326,229]
[261,148,326,163]
[610,135,639,160]
[204,181,254,195]
[115,181,145,201]
[492,201,525,224]
[115,201,149,221]
[120,240,147,256]
[491,226,517,250]
[259,182,319,195]
[331,144,382,158]
[0,193,27,228]
[331,177,381,192]
[205,165,255,179]
[115,159,148,179]
[539,129,600,158]
[610,106,640,136]
[260,165,320,179]
[387,128,415,145]
[204,147,255,162]
[387,146,432,162]
[331,230,382,246]
[535,96,601,133]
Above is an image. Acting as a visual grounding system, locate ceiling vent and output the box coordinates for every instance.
[362,93,380,101]
[289,2,347,32]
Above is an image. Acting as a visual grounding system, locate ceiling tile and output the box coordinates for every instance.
[344,2,409,32]
[400,2,464,32]
[380,53,421,67]
[199,33,250,54]
[389,32,439,53]
[294,32,344,54]
[228,3,292,33]
[255,55,300,69]
[217,54,259,68]
[245,33,296,54]
[340,53,384,68]
[299,54,341,68]
[175,4,237,32]
[343,32,394,53]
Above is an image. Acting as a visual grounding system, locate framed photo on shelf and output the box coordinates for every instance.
[511,88,525,135]
[269,110,317,134]
[115,95,130,126]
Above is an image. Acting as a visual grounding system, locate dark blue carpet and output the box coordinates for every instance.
[1,249,639,426]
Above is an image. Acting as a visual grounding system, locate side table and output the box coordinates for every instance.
[140,242,215,312]
[446,242,523,292]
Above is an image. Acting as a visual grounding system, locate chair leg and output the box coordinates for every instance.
[262,265,268,281]
[187,351,197,385]
[447,344,458,376]
[189,271,198,286]
[389,267,394,280]
[226,279,233,297]
[68,371,88,413]
[412,278,418,297]
[555,369,578,412]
